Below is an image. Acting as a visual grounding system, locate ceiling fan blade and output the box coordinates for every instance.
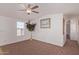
[18,9,26,11]
[23,4,27,8]
[32,11,39,13]
[31,6,39,9]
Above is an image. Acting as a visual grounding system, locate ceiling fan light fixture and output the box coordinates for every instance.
[26,8,32,14]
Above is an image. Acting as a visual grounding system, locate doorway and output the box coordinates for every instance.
[66,20,70,40]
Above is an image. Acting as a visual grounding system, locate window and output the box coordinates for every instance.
[17,22,24,36]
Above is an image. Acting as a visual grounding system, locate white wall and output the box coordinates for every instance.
[0,16,16,46]
[34,14,64,47]
[0,14,65,47]
[70,19,77,41]
[0,16,29,46]
[69,17,79,41]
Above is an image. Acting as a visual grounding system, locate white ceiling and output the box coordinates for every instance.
[0,3,79,20]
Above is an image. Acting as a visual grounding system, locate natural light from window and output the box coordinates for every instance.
[17,21,24,36]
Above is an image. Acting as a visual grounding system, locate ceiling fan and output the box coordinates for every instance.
[18,4,39,15]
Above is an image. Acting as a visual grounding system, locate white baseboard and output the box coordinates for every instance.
[0,39,29,46]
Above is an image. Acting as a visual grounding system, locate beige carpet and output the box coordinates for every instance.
[0,39,79,55]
